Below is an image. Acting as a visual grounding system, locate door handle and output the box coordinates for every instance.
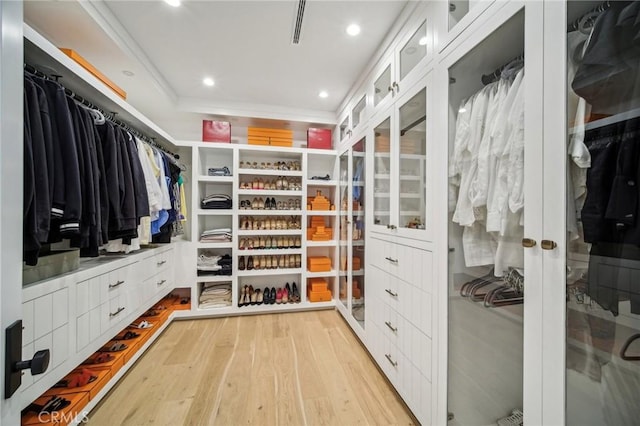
[157,260,167,266]
[5,320,50,397]
[385,256,398,264]
[521,238,536,248]
[156,279,167,286]
[541,240,557,250]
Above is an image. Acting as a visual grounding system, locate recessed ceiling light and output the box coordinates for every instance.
[418,36,428,46]
[122,70,135,77]
[203,77,215,87]
[346,24,361,36]
[164,0,181,7]
[319,90,329,98]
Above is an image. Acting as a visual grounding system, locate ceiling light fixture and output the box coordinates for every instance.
[122,70,135,77]
[319,90,329,98]
[418,36,428,46]
[346,24,361,36]
[203,77,215,87]
[164,0,181,7]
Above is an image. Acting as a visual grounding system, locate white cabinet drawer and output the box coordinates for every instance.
[101,293,128,334]
[377,294,432,379]
[143,248,174,281]
[396,279,432,337]
[394,243,433,294]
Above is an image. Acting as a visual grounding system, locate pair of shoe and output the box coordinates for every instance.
[310,174,331,180]
[207,166,231,176]
[239,285,265,307]
[262,286,277,304]
[264,197,277,209]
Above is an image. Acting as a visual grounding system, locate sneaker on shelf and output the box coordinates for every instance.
[497,409,523,426]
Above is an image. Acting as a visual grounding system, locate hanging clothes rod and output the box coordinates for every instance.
[568,1,611,32]
[23,62,180,160]
[481,53,524,85]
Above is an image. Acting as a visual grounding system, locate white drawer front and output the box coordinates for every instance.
[395,244,433,294]
[396,279,432,337]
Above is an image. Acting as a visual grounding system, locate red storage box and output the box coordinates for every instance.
[307,128,332,149]
[202,120,231,143]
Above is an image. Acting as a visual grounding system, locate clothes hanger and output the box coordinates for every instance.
[620,334,640,361]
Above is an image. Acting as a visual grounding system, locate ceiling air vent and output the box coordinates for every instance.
[291,0,306,44]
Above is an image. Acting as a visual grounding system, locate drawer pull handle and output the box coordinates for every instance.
[385,288,398,297]
[110,307,125,317]
[386,224,397,230]
[385,353,398,367]
[109,280,125,289]
[157,260,167,266]
[385,321,397,332]
[157,279,167,286]
[385,256,398,264]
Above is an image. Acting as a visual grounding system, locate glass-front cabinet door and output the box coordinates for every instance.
[339,151,349,310]
[338,138,367,330]
[444,4,543,425]
[370,77,428,238]
[351,138,366,327]
[373,116,392,229]
[398,87,427,232]
[562,2,640,425]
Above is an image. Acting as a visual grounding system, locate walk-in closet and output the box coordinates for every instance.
[1,1,639,425]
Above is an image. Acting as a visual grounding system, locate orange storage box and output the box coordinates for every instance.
[307,256,332,272]
[43,368,111,401]
[81,349,126,376]
[352,257,361,271]
[309,290,332,302]
[60,48,126,100]
[22,391,89,426]
[248,127,293,147]
[309,278,328,292]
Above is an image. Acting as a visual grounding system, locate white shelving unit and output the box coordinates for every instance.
[186,143,339,314]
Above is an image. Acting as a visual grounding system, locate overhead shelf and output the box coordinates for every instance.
[23,24,176,147]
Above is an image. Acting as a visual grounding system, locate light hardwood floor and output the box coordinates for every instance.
[86,309,417,426]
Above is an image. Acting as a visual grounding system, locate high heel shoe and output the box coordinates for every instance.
[239,238,246,250]
[250,285,257,305]
[256,289,263,305]
[275,288,283,304]
[281,287,289,303]
[258,197,265,209]
[285,282,292,303]
[263,287,271,304]
[259,236,266,249]
[239,286,246,307]
[270,287,277,305]
[292,282,300,303]
[239,256,246,271]
[244,286,252,305]
[295,236,301,248]
[247,256,254,270]
[266,255,273,269]
[296,254,301,268]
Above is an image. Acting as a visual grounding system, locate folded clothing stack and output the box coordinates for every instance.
[200,228,232,242]
[199,282,232,309]
[197,253,232,275]
[201,194,232,209]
